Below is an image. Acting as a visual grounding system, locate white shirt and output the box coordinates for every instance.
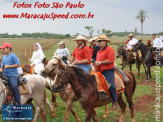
[127,38,138,49]
[160,35,163,41]
[153,38,163,48]
[55,48,70,57]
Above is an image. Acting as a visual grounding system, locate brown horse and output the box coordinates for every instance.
[40,58,81,122]
[51,57,136,122]
[116,45,146,76]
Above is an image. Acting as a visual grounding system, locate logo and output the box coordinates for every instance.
[2,105,33,121]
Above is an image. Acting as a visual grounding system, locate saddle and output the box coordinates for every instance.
[90,71,125,100]
[0,74,30,105]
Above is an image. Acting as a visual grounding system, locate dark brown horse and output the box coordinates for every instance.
[132,40,163,82]
[116,45,146,76]
[51,57,136,122]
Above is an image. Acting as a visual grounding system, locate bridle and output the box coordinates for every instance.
[44,57,60,73]
[54,66,82,92]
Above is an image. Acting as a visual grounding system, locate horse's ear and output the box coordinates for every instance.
[58,56,66,69]
[138,40,142,42]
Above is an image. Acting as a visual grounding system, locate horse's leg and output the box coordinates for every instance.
[145,67,149,82]
[137,64,141,76]
[32,105,40,122]
[122,63,126,70]
[70,105,81,122]
[52,92,57,109]
[91,109,99,122]
[117,95,126,122]
[46,98,56,117]
[86,109,92,122]
[64,99,73,122]
[102,105,109,118]
[34,90,47,122]
[130,64,132,71]
[149,66,152,80]
[124,88,135,122]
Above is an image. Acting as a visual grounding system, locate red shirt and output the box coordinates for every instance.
[96,46,115,72]
[89,47,94,56]
[72,45,91,64]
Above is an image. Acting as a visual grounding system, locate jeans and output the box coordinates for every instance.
[7,76,21,105]
[102,68,117,102]
[77,64,91,74]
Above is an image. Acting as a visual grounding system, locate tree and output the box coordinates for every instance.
[85,26,94,38]
[102,29,112,37]
[136,9,149,38]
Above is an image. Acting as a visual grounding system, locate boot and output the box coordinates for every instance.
[110,101,118,110]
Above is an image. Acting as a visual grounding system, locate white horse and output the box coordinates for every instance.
[0,74,47,122]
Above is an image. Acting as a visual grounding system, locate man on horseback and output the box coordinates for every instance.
[152,33,163,67]
[71,35,91,74]
[0,42,21,105]
[94,35,118,110]
[126,34,138,49]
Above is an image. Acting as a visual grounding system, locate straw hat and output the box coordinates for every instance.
[58,41,65,45]
[73,35,88,43]
[128,33,134,37]
[97,35,110,42]
[89,36,98,42]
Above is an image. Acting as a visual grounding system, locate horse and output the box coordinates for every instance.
[116,45,146,76]
[40,58,81,122]
[50,57,136,122]
[21,63,56,121]
[0,74,47,122]
[132,40,162,82]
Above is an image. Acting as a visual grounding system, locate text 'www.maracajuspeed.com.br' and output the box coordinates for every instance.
[3,12,94,20]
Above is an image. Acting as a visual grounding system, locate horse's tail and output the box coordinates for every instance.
[128,71,136,94]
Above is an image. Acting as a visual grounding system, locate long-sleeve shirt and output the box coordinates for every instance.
[30,50,45,65]
[153,38,163,48]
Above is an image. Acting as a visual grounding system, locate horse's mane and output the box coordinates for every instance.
[70,66,96,87]
[139,42,148,49]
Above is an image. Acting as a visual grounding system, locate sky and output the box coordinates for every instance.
[0,0,162,35]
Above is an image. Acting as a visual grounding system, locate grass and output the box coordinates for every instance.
[0,36,163,122]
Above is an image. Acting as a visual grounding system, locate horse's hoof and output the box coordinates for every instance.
[131,118,135,122]
[51,113,56,117]
[77,119,81,122]
[102,114,107,118]
[145,80,148,83]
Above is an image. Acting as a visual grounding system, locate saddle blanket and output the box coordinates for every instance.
[6,83,30,95]
[90,71,125,95]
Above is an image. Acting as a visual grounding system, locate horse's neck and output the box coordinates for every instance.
[139,45,149,59]
[122,48,130,60]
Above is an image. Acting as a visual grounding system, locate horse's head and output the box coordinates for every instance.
[132,40,142,52]
[40,56,61,77]
[116,45,124,58]
[51,58,68,92]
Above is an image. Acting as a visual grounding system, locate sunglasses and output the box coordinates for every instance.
[97,40,105,43]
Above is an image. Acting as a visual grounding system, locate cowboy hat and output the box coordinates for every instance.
[128,33,134,37]
[73,35,88,43]
[58,41,65,45]
[97,35,110,42]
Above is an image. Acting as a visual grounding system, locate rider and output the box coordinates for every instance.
[94,35,118,110]
[28,43,45,75]
[152,33,163,67]
[126,33,138,49]
[54,41,70,64]
[88,37,96,56]
[71,35,91,74]
[0,42,21,105]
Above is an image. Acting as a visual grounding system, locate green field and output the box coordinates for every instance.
[0,36,163,122]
